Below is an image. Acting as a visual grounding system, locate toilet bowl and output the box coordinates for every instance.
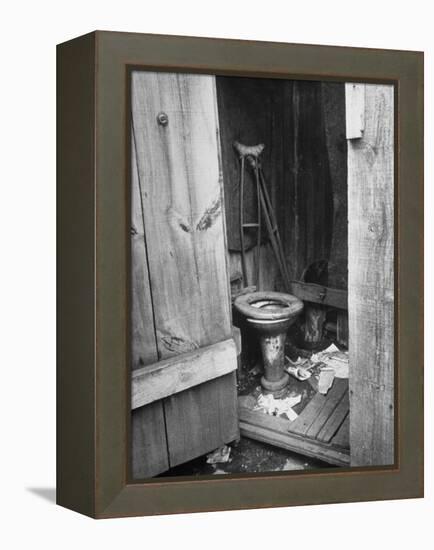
[234,291,304,397]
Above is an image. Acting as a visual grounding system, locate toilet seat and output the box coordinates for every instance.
[234,291,303,321]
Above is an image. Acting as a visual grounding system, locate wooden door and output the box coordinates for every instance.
[130,71,239,479]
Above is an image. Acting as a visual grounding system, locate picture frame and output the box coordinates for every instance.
[57,30,423,518]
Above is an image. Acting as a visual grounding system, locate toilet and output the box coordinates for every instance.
[234,291,304,398]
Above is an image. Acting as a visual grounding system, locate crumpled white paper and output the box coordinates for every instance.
[206,445,231,464]
[255,393,301,421]
[312,344,349,379]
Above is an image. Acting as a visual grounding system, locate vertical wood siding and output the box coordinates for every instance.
[216,78,346,291]
[347,84,395,466]
[130,126,169,478]
[132,72,232,356]
[131,128,159,369]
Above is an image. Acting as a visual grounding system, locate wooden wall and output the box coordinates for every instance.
[216,77,347,292]
[216,77,283,290]
[321,83,348,289]
[347,84,394,466]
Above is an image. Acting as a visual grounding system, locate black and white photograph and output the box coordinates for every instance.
[4,0,429,537]
[129,71,394,479]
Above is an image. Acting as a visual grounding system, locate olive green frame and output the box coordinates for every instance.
[57,31,424,518]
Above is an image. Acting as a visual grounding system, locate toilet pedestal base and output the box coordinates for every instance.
[260,372,290,398]
[249,319,291,398]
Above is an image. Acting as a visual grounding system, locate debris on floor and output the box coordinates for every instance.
[255,392,301,421]
[323,354,349,379]
[311,343,340,362]
[159,436,331,477]
[280,458,306,471]
[311,344,349,379]
[284,343,350,395]
[206,445,232,464]
[318,369,335,394]
[284,356,312,381]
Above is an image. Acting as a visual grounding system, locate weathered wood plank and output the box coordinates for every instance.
[288,391,327,435]
[317,391,349,443]
[228,244,278,292]
[165,373,239,468]
[347,83,394,466]
[131,402,169,479]
[331,415,350,449]
[321,82,348,290]
[131,126,158,370]
[305,379,348,439]
[132,71,232,358]
[291,280,347,309]
[239,405,350,467]
[345,83,365,139]
[287,81,334,282]
[131,118,169,480]
[132,339,237,408]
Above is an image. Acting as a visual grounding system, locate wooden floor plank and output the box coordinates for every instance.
[331,414,350,449]
[237,377,351,465]
[289,378,347,436]
[288,392,327,435]
[305,379,348,438]
[317,390,350,443]
[239,405,350,467]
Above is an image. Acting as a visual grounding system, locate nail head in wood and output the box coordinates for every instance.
[157,111,169,126]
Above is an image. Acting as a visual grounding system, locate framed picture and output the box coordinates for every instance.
[57,31,423,518]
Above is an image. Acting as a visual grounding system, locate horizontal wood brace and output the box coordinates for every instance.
[132,338,237,409]
[291,280,348,309]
